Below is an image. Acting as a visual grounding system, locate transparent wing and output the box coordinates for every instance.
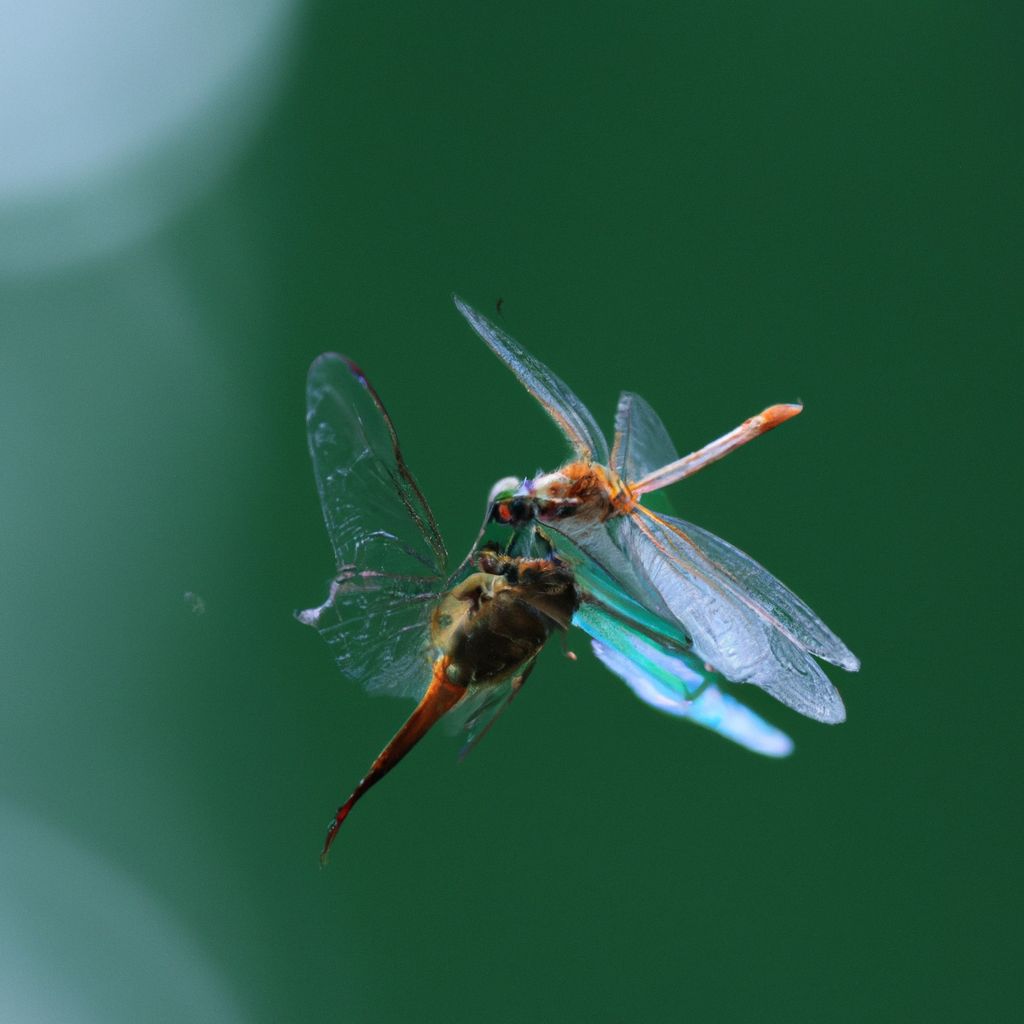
[589,641,793,758]
[299,354,448,700]
[298,575,438,700]
[570,561,793,756]
[306,353,446,576]
[671,517,859,671]
[618,511,846,723]
[453,295,610,464]
[610,391,679,482]
[537,518,677,626]
[445,660,538,761]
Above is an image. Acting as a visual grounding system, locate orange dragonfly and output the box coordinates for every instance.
[299,351,795,862]
[456,297,859,724]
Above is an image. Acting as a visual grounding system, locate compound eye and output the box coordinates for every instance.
[491,501,513,524]
[509,497,533,522]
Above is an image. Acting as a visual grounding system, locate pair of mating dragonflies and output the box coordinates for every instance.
[300,297,859,861]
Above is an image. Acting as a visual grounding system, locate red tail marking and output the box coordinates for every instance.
[320,656,465,864]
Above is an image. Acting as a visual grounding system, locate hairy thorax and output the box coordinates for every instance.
[430,560,579,687]
[528,462,636,523]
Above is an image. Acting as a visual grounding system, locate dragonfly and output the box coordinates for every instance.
[298,354,580,861]
[454,296,859,725]
[300,353,793,860]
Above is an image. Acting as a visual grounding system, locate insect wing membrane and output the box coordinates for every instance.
[589,640,793,757]
[306,353,446,575]
[611,391,679,483]
[570,557,794,755]
[541,518,677,626]
[444,663,536,761]
[302,354,447,699]
[619,512,846,723]
[453,296,610,464]
[671,517,859,671]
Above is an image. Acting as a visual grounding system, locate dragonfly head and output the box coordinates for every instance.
[488,476,536,526]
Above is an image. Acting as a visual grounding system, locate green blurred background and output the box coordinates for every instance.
[1,2,1018,1021]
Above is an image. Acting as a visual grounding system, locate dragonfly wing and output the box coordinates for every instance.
[611,391,679,482]
[571,561,792,756]
[573,602,704,701]
[453,296,610,464]
[619,513,846,723]
[680,684,793,758]
[759,623,847,724]
[445,660,538,761]
[589,640,793,757]
[300,354,448,700]
[298,577,437,700]
[668,517,859,671]
[543,518,677,625]
[306,353,446,576]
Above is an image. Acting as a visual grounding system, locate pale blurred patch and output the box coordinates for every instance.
[0,800,247,1023]
[0,0,301,276]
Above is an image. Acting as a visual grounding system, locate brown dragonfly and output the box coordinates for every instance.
[298,354,581,862]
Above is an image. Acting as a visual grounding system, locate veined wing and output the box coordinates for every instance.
[610,391,679,483]
[590,641,793,758]
[453,296,610,464]
[619,511,846,723]
[300,354,447,700]
[670,516,859,671]
[445,660,538,761]
[570,560,793,756]
[537,518,676,626]
[306,354,446,576]
[298,573,438,700]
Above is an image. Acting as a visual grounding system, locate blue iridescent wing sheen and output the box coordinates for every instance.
[453,296,610,464]
[589,641,793,758]
[617,512,846,723]
[299,354,447,700]
[569,548,793,757]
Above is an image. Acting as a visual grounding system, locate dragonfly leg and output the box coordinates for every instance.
[558,631,578,661]
[320,656,465,864]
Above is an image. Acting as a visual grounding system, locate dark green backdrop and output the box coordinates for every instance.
[1,2,1018,1021]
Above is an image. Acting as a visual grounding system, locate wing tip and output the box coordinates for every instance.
[821,698,847,724]
[308,351,366,390]
[761,734,796,758]
[295,606,321,627]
